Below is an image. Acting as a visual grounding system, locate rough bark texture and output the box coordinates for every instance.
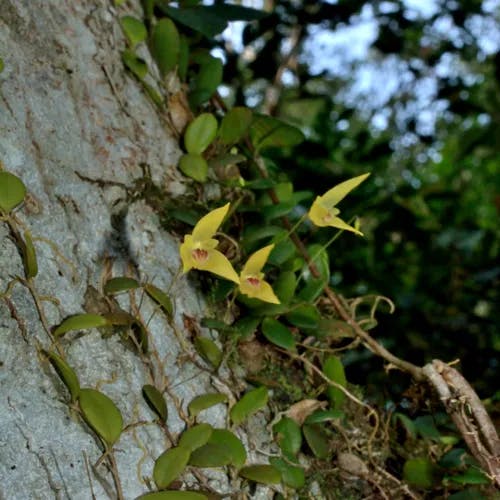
[0,2,264,498]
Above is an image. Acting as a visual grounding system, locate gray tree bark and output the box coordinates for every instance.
[0,2,260,498]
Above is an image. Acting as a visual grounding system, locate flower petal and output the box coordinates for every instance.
[180,236,195,272]
[197,249,239,283]
[241,244,275,276]
[308,198,331,227]
[240,279,280,304]
[192,203,231,242]
[319,173,370,208]
[326,216,364,236]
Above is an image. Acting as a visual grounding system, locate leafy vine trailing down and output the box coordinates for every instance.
[1,1,499,499]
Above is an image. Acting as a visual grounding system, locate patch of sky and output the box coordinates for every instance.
[465,14,500,55]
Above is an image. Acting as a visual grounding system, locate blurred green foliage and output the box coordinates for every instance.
[217,0,500,397]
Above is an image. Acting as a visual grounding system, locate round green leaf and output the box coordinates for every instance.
[53,313,109,337]
[78,388,123,447]
[208,429,247,468]
[179,423,213,452]
[21,230,38,279]
[230,386,268,426]
[122,49,148,80]
[188,442,233,467]
[403,458,436,488]
[0,172,26,213]
[151,18,180,76]
[269,457,305,489]
[103,277,140,295]
[239,464,281,485]
[142,384,168,422]
[302,424,329,459]
[194,337,222,369]
[43,350,80,402]
[218,107,253,145]
[261,318,296,352]
[137,493,208,500]
[179,154,209,183]
[120,16,147,48]
[144,283,173,317]
[153,447,190,489]
[184,113,218,154]
[323,355,347,409]
[272,417,302,458]
[188,393,228,418]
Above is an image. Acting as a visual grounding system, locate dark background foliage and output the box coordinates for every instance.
[216,0,500,398]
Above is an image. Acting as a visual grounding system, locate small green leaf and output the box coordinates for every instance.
[43,350,80,402]
[103,277,140,295]
[304,409,344,424]
[0,58,4,73]
[184,113,218,154]
[414,415,441,440]
[144,283,173,317]
[393,412,417,439]
[250,114,304,152]
[448,467,489,485]
[194,337,222,369]
[142,384,168,421]
[268,237,296,266]
[188,393,228,418]
[261,318,296,351]
[179,154,208,183]
[403,458,436,488]
[0,172,26,213]
[323,356,347,409]
[273,417,302,458]
[188,443,232,467]
[273,271,297,304]
[239,465,281,485]
[219,107,253,145]
[21,230,38,279]
[285,304,320,329]
[78,388,123,447]
[120,16,147,48]
[302,424,329,459]
[189,55,223,107]
[151,18,180,76]
[53,314,109,337]
[122,49,148,80]
[137,492,208,500]
[178,35,189,81]
[153,446,191,489]
[232,316,261,339]
[269,457,305,489]
[261,201,295,221]
[230,386,268,426]
[179,423,213,452]
[208,429,247,468]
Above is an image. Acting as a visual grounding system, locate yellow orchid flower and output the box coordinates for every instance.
[308,173,370,235]
[239,244,280,304]
[180,203,239,283]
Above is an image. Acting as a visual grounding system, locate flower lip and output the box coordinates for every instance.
[245,276,261,287]
[192,248,209,262]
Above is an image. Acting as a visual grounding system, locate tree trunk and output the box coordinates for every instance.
[0,2,244,498]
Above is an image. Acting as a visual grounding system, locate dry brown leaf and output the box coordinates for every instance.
[285,399,327,425]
